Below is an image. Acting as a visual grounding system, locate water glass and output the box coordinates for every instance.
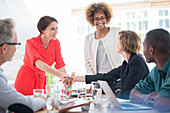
[33,89,44,96]
[58,86,65,100]
[46,85,57,111]
[91,81,102,104]
[77,87,86,99]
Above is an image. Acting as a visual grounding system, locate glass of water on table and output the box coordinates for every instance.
[46,84,57,111]
[77,87,86,99]
[91,81,102,104]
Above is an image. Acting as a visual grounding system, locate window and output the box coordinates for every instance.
[143,21,148,30]
[159,10,162,16]
[165,19,169,28]
[159,19,163,27]
[164,10,168,16]
[143,10,147,17]
[127,22,130,29]
[139,21,142,30]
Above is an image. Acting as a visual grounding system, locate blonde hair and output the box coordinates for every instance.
[119,30,141,54]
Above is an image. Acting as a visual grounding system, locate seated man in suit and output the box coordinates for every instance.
[0,18,46,113]
[130,28,170,112]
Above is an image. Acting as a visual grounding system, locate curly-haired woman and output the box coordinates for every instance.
[84,2,123,77]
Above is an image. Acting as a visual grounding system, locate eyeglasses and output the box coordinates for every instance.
[0,42,21,48]
[93,17,106,22]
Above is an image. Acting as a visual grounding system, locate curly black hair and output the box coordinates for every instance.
[85,2,113,26]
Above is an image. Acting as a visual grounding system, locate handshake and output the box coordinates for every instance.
[60,72,86,91]
[60,72,75,91]
[60,73,92,96]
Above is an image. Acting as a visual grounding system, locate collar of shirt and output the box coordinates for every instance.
[35,34,55,50]
[156,57,170,72]
[162,57,170,72]
[156,57,170,79]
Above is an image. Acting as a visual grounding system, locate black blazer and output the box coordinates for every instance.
[85,53,149,99]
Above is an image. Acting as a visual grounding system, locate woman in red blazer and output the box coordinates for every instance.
[15,16,67,95]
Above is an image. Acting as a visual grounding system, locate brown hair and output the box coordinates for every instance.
[37,16,58,34]
[119,30,141,54]
[85,2,113,26]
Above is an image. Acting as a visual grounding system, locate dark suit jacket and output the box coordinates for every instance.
[85,53,149,99]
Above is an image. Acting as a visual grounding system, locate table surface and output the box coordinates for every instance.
[36,107,87,113]
[36,104,170,113]
[36,99,170,113]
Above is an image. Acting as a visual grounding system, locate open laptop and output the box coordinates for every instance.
[98,80,154,110]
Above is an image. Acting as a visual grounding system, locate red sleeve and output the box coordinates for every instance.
[54,39,65,69]
[25,39,41,66]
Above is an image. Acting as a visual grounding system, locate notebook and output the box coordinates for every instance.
[97,80,154,110]
[58,99,91,112]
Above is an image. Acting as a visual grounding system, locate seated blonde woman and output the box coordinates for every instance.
[64,30,149,99]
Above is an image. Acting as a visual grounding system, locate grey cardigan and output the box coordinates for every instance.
[0,67,46,113]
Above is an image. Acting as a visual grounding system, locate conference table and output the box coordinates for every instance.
[36,104,169,113]
[36,98,170,113]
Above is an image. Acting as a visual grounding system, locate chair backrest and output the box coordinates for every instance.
[8,103,33,113]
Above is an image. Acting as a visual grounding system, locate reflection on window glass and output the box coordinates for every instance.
[127,22,130,29]
[132,12,135,18]
[127,12,129,19]
[159,19,163,27]
[143,10,147,17]
[144,21,148,30]
[159,10,162,16]
[164,10,168,16]
[139,21,142,30]
[165,19,169,28]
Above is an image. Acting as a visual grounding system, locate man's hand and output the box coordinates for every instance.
[34,95,46,101]
[130,89,158,106]
[143,92,158,106]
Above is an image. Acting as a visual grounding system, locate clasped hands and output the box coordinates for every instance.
[60,74,92,94]
[60,74,73,91]
[143,92,159,106]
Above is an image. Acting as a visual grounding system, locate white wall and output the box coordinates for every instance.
[0,0,38,79]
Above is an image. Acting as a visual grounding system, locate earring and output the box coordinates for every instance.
[41,33,45,38]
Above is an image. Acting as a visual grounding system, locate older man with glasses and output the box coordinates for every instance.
[0,18,46,113]
[0,42,21,48]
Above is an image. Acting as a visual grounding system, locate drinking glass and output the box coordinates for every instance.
[46,85,57,111]
[91,81,102,104]
[77,87,86,99]
[33,89,44,96]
